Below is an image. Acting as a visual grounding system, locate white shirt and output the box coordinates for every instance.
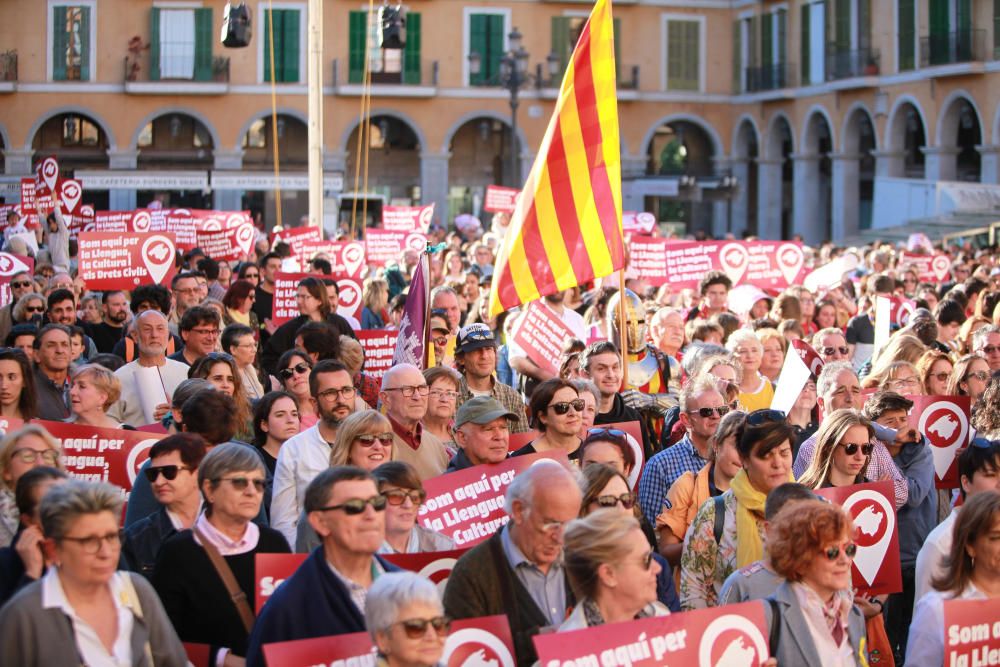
[42,568,135,667]
[108,359,190,426]
[907,583,988,667]
[914,508,958,603]
[270,424,334,548]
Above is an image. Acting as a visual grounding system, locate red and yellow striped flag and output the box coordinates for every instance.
[488,0,624,317]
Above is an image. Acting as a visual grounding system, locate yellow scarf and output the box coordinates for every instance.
[729,468,792,567]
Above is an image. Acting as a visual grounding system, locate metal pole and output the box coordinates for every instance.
[307,0,324,236]
[509,88,519,187]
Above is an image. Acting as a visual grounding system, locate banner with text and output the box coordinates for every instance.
[271,226,322,261]
[365,229,427,267]
[417,451,567,548]
[297,240,366,278]
[382,203,434,232]
[533,601,771,667]
[815,480,902,596]
[899,252,952,283]
[622,211,657,235]
[78,232,177,290]
[255,552,308,612]
[942,598,1000,667]
[484,185,519,214]
[510,302,575,377]
[629,239,807,290]
[196,222,256,262]
[907,395,971,489]
[271,272,310,325]
[355,330,397,379]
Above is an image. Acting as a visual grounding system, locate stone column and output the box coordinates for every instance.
[213,150,244,211]
[756,158,784,240]
[870,150,906,178]
[791,152,822,244]
[107,150,139,210]
[420,151,450,225]
[620,153,647,212]
[711,155,732,238]
[976,144,1000,184]
[922,146,960,182]
[831,152,862,243]
[729,157,751,239]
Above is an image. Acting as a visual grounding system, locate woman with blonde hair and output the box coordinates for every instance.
[68,363,123,429]
[797,409,875,490]
[330,409,394,470]
[958,316,991,355]
[916,349,954,396]
[756,328,787,383]
[361,278,389,329]
[862,332,925,382]
[561,509,668,630]
[862,360,924,396]
[0,425,63,547]
[948,353,991,402]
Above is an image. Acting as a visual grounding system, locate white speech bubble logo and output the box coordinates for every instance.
[80,204,94,218]
[131,210,152,233]
[931,255,950,281]
[416,557,458,596]
[844,488,895,586]
[226,212,246,229]
[718,243,750,284]
[141,235,175,284]
[338,279,361,312]
[0,253,30,277]
[342,242,364,277]
[60,180,82,213]
[417,204,435,232]
[405,233,427,254]
[235,223,255,254]
[698,614,769,666]
[41,157,59,192]
[776,243,804,284]
[919,400,969,481]
[201,217,222,232]
[126,439,159,486]
[442,629,515,667]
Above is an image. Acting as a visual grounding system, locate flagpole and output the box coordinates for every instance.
[422,245,432,370]
[618,269,629,389]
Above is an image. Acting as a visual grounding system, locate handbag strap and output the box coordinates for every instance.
[193,526,255,634]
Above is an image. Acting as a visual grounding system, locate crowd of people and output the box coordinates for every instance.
[0,206,997,666]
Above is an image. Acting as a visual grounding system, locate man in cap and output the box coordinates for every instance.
[454,323,529,433]
[428,310,451,366]
[448,396,517,471]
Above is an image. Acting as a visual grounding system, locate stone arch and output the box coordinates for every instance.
[129,107,221,152]
[639,113,722,161]
[731,114,760,159]
[840,103,879,153]
[764,112,795,160]
[885,94,929,152]
[439,110,528,156]
[25,106,117,152]
[235,108,309,152]
[339,109,427,154]
[800,104,836,152]
[935,90,983,147]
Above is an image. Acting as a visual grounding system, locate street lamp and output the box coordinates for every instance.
[468,28,560,186]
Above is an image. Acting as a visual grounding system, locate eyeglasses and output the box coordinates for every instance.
[595,492,636,510]
[688,405,731,419]
[747,409,785,426]
[10,281,31,289]
[317,386,357,400]
[889,376,921,388]
[144,464,190,482]
[396,616,451,639]
[191,328,220,338]
[839,442,874,456]
[821,346,850,356]
[12,448,60,465]
[431,336,448,347]
[215,477,266,493]
[174,287,199,295]
[315,495,388,515]
[279,363,311,380]
[824,543,858,561]
[354,433,394,447]
[429,389,458,401]
[24,306,45,314]
[548,399,585,415]
[639,549,655,570]
[383,489,426,506]
[966,370,990,382]
[61,531,122,554]
[383,385,430,397]
[980,345,1000,355]
[244,273,259,279]
[971,437,998,449]
[930,371,951,383]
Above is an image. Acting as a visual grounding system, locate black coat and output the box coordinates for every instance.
[260,313,357,375]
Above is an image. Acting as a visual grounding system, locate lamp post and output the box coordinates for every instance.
[468,28,560,187]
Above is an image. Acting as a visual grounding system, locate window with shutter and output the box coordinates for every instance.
[348,11,366,84]
[666,19,700,91]
[402,12,421,84]
[732,19,742,91]
[929,0,949,64]
[777,10,787,65]
[762,15,773,68]
[469,13,505,86]
[52,5,90,81]
[994,0,1000,57]
[897,0,914,70]
[193,8,213,81]
[264,9,302,83]
[551,16,571,81]
[801,3,811,82]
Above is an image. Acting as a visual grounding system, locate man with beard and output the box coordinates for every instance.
[86,290,129,354]
[271,360,357,547]
[508,290,587,396]
[45,288,97,359]
[108,310,190,426]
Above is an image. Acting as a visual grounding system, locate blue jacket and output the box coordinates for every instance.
[893,437,937,566]
[245,547,399,667]
[122,506,177,578]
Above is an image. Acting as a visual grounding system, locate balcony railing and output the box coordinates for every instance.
[0,51,16,81]
[124,54,230,83]
[920,29,986,67]
[744,62,796,92]
[825,46,880,80]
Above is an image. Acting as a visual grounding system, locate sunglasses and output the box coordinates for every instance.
[587,427,626,442]
[930,371,951,383]
[747,409,785,426]
[688,405,730,419]
[244,273,259,279]
[355,433,394,447]
[824,543,858,560]
[839,442,874,456]
[279,362,311,380]
[10,281,32,289]
[383,488,426,506]
[216,477,266,493]
[981,345,1000,355]
[595,492,636,510]
[966,370,990,382]
[397,616,451,639]
[144,464,190,482]
[639,549,655,570]
[822,346,850,356]
[316,495,388,515]
[548,399,585,415]
[24,306,45,314]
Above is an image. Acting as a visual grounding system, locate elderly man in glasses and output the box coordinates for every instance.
[271,360,359,547]
[637,376,726,525]
[247,466,399,667]
[444,459,582,666]
[811,327,852,365]
[448,396,518,472]
[379,363,450,480]
[973,324,1000,372]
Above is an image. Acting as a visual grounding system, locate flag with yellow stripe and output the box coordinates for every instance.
[488,0,624,318]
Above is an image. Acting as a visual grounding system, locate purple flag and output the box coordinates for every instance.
[392,253,429,368]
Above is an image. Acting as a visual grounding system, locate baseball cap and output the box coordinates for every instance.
[454,396,517,429]
[430,314,449,334]
[456,323,495,353]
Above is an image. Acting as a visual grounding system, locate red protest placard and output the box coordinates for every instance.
[298,240,365,278]
[78,232,177,290]
[20,178,37,215]
[418,451,568,548]
[162,209,198,250]
[623,211,657,235]
[511,302,575,377]
[182,643,211,667]
[335,276,363,324]
[365,229,427,267]
[382,203,434,232]
[814,480,902,596]
[37,156,59,195]
[355,330,396,379]
[271,226,321,261]
[93,209,159,234]
[262,631,375,667]
[40,420,166,521]
[195,222,256,262]
[942,598,1000,666]
[382,549,469,591]
[0,254,35,307]
[908,395,971,489]
[271,272,310,325]
[900,252,951,283]
[632,240,808,290]
[57,179,83,216]
[533,601,770,666]
[255,552,308,612]
[484,185,519,214]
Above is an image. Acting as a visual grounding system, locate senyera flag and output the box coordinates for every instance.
[488,0,624,317]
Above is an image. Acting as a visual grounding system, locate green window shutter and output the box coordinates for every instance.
[551,16,570,81]
[348,11,366,84]
[667,20,698,91]
[486,15,504,82]
[283,10,300,82]
[52,6,68,81]
[666,20,680,89]
[777,10,787,64]
[150,7,161,81]
[470,13,487,85]
[264,10,273,82]
[834,0,850,51]
[732,20,742,91]
[995,0,1000,55]
[898,0,914,70]
[801,3,811,83]
[193,8,212,81]
[929,0,949,63]
[79,6,90,80]
[685,20,700,89]
[613,17,621,80]
[403,12,420,84]
[748,15,759,66]
[958,0,971,32]
[857,0,870,51]
[762,14,773,66]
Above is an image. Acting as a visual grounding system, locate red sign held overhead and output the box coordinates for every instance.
[908,395,971,488]
[78,232,177,290]
[622,211,657,235]
[271,272,310,326]
[483,185,519,214]
[195,222,256,261]
[510,302,576,377]
[382,203,434,232]
[365,229,427,267]
[629,239,808,290]
[355,330,396,379]
[899,251,952,283]
[296,240,365,278]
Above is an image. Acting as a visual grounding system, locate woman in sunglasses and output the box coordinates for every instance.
[579,427,637,479]
[11,292,45,326]
[366,571,450,667]
[152,444,290,662]
[949,353,991,403]
[262,276,355,375]
[679,409,794,609]
[916,349,953,396]
[798,409,875,490]
[561,510,668,631]
[0,425,64,548]
[511,378,583,459]
[331,410,396,471]
[0,347,37,422]
[764,500,868,666]
[189,352,255,441]
[374,462,454,555]
[275,348,318,429]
